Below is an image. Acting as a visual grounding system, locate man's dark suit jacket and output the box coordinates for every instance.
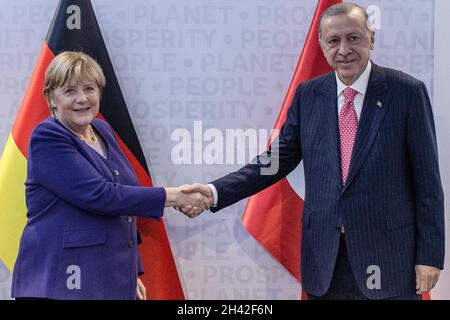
[210,63,445,299]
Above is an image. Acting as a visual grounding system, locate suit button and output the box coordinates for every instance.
[113,169,119,176]
[127,216,132,224]
[128,240,134,248]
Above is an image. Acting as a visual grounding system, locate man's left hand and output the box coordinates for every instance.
[415,265,440,295]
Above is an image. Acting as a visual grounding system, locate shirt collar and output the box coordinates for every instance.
[336,60,372,96]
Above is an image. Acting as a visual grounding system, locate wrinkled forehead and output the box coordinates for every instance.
[320,12,369,38]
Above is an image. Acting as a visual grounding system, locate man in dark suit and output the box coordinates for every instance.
[180,3,445,300]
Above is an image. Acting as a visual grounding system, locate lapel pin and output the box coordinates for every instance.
[376,101,383,108]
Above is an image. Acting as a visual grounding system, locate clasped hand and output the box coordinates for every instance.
[166,184,213,218]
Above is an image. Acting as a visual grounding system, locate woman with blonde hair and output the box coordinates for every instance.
[11,51,211,300]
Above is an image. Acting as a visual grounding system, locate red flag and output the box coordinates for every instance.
[242,0,342,297]
[0,0,183,299]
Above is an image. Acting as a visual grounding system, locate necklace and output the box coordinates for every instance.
[75,125,97,144]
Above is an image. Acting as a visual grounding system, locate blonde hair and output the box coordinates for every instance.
[43,51,106,115]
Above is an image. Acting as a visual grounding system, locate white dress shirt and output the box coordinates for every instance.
[208,183,218,207]
[336,61,372,120]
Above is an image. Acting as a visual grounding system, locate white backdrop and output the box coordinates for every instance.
[0,0,449,299]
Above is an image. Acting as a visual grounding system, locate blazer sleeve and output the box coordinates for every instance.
[210,86,303,212]
[137,255,144,276]
[137,231,144,275]
[406,81,445,269]
[28,123,166,218]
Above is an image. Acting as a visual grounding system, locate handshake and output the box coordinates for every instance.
[165,183,214,218]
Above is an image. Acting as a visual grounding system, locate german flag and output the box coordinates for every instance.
[0,0,184,299]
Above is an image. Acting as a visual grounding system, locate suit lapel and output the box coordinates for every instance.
[317,73,342,192]
[342,64,389,193]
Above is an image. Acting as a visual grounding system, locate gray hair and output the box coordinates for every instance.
[318,3,374,39]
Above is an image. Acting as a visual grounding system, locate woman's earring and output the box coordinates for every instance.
[51,106,57,119]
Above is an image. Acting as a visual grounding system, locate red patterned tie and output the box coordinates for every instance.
[339,87,358,185]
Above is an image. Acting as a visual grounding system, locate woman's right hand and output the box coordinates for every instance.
[164,186,212,217]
